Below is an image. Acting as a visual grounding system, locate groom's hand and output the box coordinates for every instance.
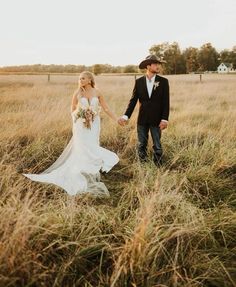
[159,120,168,130]
[118,117,127,126]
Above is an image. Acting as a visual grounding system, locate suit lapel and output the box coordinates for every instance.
[150,75,160,99]
[142,76,150,99]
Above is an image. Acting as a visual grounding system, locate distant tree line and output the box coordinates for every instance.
[0,63,132,75]
[149,42,236,74]
[0,42,235,75]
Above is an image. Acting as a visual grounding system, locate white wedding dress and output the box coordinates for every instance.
[23,96,119,196]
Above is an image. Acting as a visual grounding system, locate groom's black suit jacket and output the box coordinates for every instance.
[124,74,169,125]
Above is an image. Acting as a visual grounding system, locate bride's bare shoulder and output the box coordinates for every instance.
[73,88,79,95]
[95,88,103,98]
[73,88,83,98]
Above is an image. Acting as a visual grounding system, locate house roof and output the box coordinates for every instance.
[220,62,233,68]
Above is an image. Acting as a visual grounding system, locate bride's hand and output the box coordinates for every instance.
[118,117,127,126]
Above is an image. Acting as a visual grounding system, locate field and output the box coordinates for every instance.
[0,74,236,287]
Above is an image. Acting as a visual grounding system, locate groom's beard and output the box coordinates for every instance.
[149,68,159,74]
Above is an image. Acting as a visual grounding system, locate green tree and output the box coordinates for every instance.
[219,46,236,69]
[93,64,103,75]
[231,46,236,69]
[123,65,138,73]
[149,42,168,59]
[183,47,199,73]
[198,43,219,71]
[149,42,185,74]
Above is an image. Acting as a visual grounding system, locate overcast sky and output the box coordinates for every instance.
[0,0,235,67]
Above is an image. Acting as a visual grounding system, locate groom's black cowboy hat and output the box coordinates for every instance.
[139,55,167,69]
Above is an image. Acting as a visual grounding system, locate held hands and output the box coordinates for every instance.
[159,121,168,130]
[118,117,128,126]
[117,117,168,129]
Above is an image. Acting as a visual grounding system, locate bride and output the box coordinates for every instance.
[23,71,119,196]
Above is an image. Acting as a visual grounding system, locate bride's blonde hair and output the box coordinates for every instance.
[79,71,95,88]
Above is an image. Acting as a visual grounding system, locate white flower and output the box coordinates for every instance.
[154,81,160,90]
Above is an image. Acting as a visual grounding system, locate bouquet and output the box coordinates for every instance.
[74,106,97,129]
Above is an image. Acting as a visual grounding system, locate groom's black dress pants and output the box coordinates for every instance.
[137,124,162,165]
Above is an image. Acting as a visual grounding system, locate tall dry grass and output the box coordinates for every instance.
[0,74,236,286]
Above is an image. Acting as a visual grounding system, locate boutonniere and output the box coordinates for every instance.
[153,81,160,90]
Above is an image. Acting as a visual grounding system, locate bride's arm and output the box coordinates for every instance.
[71,89,79,112]
[97,89,118,122]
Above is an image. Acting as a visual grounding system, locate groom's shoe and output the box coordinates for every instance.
[154,156,163,167]
[139,157,148,164]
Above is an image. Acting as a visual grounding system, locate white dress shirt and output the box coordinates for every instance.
[146,74,156,98]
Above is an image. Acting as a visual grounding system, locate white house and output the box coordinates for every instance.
[217,63,234,73]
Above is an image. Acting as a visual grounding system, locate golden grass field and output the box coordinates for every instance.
[0,74,236,286]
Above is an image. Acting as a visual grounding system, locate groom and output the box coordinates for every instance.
[118,55,170,166]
